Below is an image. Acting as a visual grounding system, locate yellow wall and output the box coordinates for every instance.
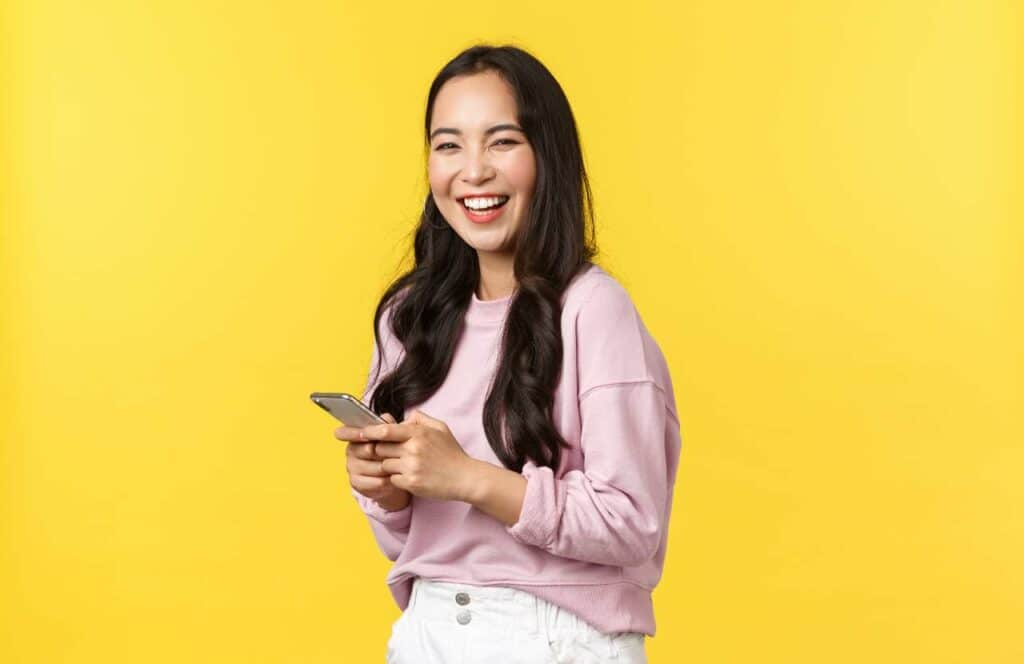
[1,1,1020,662]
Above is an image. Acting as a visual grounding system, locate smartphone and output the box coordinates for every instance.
[310,392,386,427]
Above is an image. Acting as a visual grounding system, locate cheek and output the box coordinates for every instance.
[507,152,537,196]
[427,159,452,196]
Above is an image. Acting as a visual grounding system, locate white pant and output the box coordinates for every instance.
[385,577,648,663]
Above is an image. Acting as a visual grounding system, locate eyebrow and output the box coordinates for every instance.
[429,123,524,141]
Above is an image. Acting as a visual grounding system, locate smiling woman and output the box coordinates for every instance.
[337,43,681,664]
[427,70,538,274]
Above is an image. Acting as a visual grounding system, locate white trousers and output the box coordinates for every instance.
[385,577,648,664]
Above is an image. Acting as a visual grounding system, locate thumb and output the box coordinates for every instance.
[408,408,445,431]
[381,412,397,424]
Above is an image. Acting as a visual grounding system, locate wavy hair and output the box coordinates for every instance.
[367,43,598,473]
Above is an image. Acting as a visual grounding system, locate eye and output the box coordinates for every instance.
[435,139,518,151]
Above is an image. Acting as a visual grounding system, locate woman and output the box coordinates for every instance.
[335,43,682,664]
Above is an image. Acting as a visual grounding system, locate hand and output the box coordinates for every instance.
[336,413,411,512]
[359,409,477,503]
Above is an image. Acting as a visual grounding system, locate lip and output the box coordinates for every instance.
[456,192,509,201]
[459,195,510,224]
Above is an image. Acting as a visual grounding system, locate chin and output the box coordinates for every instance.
[464,237,506,251]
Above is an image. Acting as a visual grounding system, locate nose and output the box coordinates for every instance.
[460,145,496,184]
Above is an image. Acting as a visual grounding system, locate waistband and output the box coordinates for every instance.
[403,576,621,656]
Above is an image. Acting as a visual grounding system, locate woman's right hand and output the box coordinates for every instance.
[337,412,412,512]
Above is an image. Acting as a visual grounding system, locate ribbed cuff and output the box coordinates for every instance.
[352,487,412,530]
[505,463,560,548]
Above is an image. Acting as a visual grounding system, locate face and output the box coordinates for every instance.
[427,70,537,256]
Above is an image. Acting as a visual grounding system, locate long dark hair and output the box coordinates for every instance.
[367,43,598,474]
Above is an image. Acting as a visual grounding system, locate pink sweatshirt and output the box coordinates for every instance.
[352,263,682,636]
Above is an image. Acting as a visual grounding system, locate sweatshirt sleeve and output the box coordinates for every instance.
[505,382,670,567]
[504,278,679,567]
[351,305,412,561]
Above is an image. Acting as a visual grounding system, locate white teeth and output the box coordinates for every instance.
[463,195,509,210]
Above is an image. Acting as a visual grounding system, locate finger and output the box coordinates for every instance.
[406,408,430,423]
[382,413,397,423]
[350,457,389,477]
[374,441,407,458]
[406,408,447,432]
[380,457,403,475]
[388,472,408,491]
[350,474,388,493]
[347,441,380,460]
[335,426,367,441]
[360,422,413,442]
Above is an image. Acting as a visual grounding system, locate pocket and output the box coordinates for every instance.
[385,612,410,664]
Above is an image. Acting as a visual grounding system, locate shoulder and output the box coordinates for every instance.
[561,263,642,341]
[563,264,636,322]
[563,264,674,403]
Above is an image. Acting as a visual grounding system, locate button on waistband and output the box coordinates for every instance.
[456,610,472,625]
[455,592,470,606]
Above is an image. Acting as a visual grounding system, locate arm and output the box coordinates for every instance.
[465,381,673,568]
[351,306,412,561]
[462,459,528,526]
[351,487,411,562]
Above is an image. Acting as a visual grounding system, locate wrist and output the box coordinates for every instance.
[376,492,410,512]
[459,458,488,505]
[459,457,527,527]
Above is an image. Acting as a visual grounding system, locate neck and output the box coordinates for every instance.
[476,251,516,301]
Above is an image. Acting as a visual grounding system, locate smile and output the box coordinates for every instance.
[459,196,509,224]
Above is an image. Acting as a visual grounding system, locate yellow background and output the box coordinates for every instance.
[2,1,1021,662]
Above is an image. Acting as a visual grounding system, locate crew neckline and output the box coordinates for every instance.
[464,264,602,326]
[466,288,514,325]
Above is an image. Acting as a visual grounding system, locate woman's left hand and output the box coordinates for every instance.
[360,409,477,503]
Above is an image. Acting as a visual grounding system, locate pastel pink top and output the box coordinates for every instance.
[353,263,683,636]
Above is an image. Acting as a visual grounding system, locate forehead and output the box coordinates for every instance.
[430,71,518,131]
